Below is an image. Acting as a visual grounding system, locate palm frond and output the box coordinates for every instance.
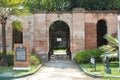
[0,0,24,7]
[10,7,30,16]
[0,0,30,17]
[104,34,118,47]
[12,20,23,32]
[9,0,25,5]
[0,0,10,7]
[100,51,118,62]
[99,45,116,52]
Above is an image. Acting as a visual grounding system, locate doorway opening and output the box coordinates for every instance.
[12,28,23,49]
[97,19,107,47]
[48,20,71,60]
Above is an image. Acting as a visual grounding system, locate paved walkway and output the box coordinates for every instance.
[14,60,101,80]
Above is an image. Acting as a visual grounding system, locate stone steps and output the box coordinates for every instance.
[50,54,70,61]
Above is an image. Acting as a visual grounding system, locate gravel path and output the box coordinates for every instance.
[13,60,101,80]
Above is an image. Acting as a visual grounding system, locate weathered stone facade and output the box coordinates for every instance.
[0,10,118,59]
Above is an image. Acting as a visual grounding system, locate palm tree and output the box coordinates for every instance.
[100,34,118,52]
[0,0,30,66]
[100,34,118,61]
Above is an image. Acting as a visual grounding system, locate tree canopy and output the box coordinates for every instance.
[25,0,73,12]
[77,0,120,10]
[25,0,120,12]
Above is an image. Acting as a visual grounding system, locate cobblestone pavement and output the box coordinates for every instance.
[14,60,101,80]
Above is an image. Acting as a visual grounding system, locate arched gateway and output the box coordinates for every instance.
[0,10,118,61]
[48,20,71,60]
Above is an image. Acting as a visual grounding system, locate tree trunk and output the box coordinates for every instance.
[0,17,8,66]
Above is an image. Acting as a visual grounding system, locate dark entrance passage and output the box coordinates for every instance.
[12,28,23,49]
[48,21,71,60]
[97,19,107,47]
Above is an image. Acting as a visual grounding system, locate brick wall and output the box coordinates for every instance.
[0,11,118,58]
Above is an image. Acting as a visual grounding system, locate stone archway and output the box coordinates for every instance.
[48,20,71,60]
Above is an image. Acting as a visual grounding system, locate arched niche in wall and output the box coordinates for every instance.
[97,19,107,47]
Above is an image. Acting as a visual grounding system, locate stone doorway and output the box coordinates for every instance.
[48,20,71,60]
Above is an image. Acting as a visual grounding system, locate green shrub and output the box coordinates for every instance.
[74,48,104,64]
[90,48,104,62]
[7,51,14,66]
[0,51,14,66]
[74,50,91,64]
[109,62,119,67]
[30,54,41,66]
[0,51,41,66]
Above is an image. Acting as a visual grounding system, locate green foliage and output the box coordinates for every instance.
[104,34,118,47]
[0,0,25,7]
[0,0,30,66]
[0,51,14,66]
[99,45,116,52]
[12,20,23,32]
[74,50,91,64]
[101,34,118,51]
[80,62,120,77]
[7,51,14,66]
[77,0,120,10]
[24,0,40,12]
[99,34,119,62]
[0,51,2,60]
[25,0,120,12]
[0,0,30,17]
[109,61,119,67]
[0,51,41,66]
[40,0,72,11]
[74,48,104,64]
[101,51,118,62]
[113,0,120,9]
[90,48,105,62]
[25,0,73,12]
[30,54,41,66]
[24,0,120,12]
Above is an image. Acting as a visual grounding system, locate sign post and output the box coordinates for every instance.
[13,44,30,70]
[90,56,96,71]
[104,52,111,74]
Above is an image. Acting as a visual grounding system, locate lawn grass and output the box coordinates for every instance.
[80,62,120,76]
[0,66,38,76]
[13,66,38,76]
[0,66,13,74]
[80,62,120,80]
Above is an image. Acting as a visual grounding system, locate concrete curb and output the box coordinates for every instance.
[0,64,42,80]
[78,64,120,79]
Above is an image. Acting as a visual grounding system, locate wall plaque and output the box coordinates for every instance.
[16,46,26,61]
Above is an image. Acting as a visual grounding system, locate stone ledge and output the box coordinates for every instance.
[13,67,30,71]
